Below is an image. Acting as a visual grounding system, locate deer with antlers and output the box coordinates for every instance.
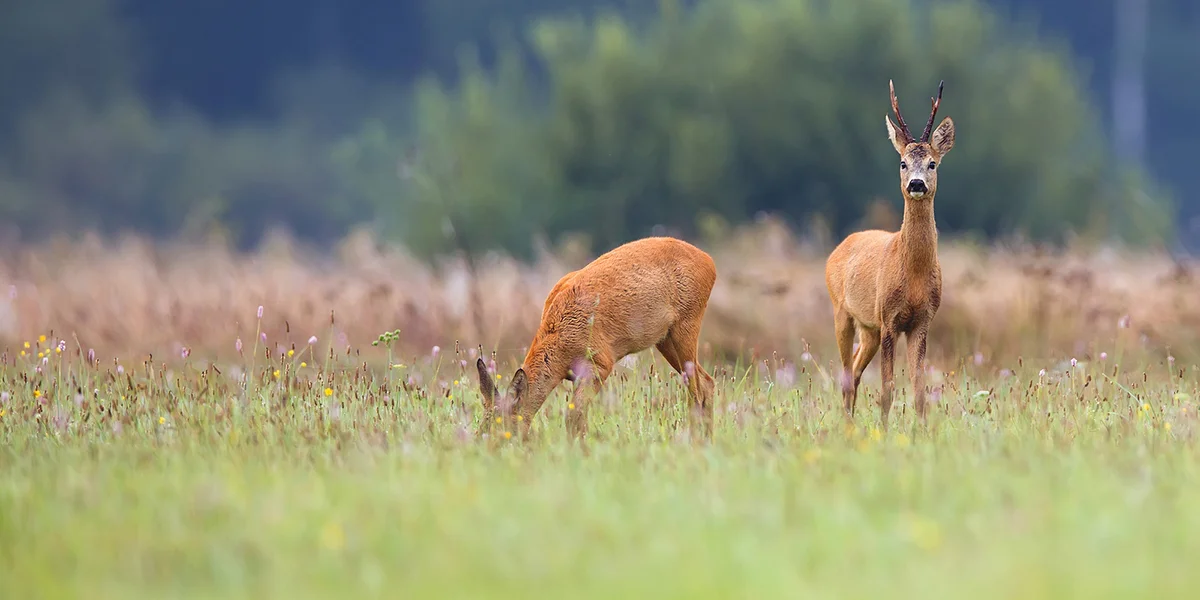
[474,236,718,442]
[824,79,954,430]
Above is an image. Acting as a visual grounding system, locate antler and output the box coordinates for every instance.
[889,79,914,144]
[920,80,945,143]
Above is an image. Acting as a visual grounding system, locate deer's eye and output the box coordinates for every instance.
[928,161,937,170]
[900,161,907,170]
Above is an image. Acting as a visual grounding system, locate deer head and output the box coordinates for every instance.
[885,80,955,201]
[474,357,527,437]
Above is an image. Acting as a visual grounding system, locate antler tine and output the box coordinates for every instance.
[889,79,914,144]
[921,80,945,143]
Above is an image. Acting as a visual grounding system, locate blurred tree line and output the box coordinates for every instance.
[0,0,1193,258]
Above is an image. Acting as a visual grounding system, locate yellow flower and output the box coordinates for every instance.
[19,351,25,357]
[323,387,333,397]
[273,370,281,379]
[23,342,29,349]
[453,380,459,386]
[38,335,46,343]
[37,352,44,359]
[0,409,6,418]
[516,415,524,422]
[1165,422,1173,431]
[55,347,61,354]
[33,390,41,399]
[159,416,166,425]
[321,521,345,551]
[503,431,512,440]
[1142,403,1151,412]
[300,362,307,368]
[287,349,295,357]
[495,417,502,424]
[568,403,576,410]
[496,374,503,380]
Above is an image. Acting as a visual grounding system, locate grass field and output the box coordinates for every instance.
[2,329,1198,599]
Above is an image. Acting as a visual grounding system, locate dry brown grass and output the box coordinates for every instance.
[1,218,1197,370]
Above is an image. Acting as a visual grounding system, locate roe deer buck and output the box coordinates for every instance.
[474,236,718,441]
[825,79,954,430]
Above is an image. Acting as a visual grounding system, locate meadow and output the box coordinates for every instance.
[2,222,1200,598]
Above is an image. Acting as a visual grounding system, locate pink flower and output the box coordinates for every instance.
[308,336,318,345]
[257,305,264,319]
[86,348,96,363]
[432,346,441,358]
[260,332,267,343]
[236,338,244,354]
[181,347,191,359]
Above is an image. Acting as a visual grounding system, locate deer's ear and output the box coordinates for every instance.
[885,115,908,155]
[510,368,528,401]
[930,117,955,156]
[475,358,497,412]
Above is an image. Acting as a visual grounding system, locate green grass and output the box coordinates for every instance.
[1,341,1198,599]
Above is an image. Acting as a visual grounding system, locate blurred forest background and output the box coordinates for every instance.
[1,0,1197,259]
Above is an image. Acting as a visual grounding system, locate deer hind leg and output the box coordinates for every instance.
[834,308,857,417]
[656,322,715,440]
[851,325,881,399]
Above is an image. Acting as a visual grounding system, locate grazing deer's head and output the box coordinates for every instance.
[885,80,955,201]
[474,357,527,436]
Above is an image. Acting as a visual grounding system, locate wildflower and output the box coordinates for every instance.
[495,417,502,424]
[19,351,25,357]
[38,335,46,343]
[503,431,512,440]
[159,416,166,425]
[800,352,812,362]
[1142,403,1151,412]
[516,415,523,421]
[432,346,441,358]
[287,349,295,357]
[1165,422,1172,432]
[453,380,459,386]
[273,370,281,379]
[236,338,244,354]
[23,342,29,349]
[1070,358,1078,368]
[0,409,5,418]
[300,362,307,368]
[323,387,333,397]
[260,332,267,343]
[181,347,191,359]
[568,403,576,410]
[0,392,7,403]
[973,352,984,366]
[33,390,41,399]
[1038,369,1046,377]
[321,521,345,551]
[1100,352,1108,360]
[117,365,125,374]
[257,305,264,319]
[37,352,44,359]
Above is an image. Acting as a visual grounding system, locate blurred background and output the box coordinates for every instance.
[0,0,1197,366]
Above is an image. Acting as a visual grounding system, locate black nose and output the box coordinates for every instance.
[907,179,928,193]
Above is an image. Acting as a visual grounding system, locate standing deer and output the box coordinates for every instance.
[474,236,718,441]
[824,79,954,430]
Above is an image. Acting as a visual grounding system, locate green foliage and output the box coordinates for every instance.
[395,0,1173,255]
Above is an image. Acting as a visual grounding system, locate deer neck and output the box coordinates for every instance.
[897,195,939,272]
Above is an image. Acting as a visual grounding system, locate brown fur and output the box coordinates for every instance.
[824,80,955,429]
[476,236,718,441]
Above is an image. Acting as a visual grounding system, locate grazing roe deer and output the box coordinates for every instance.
[824,80,954,429]
[475,236,718,441]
